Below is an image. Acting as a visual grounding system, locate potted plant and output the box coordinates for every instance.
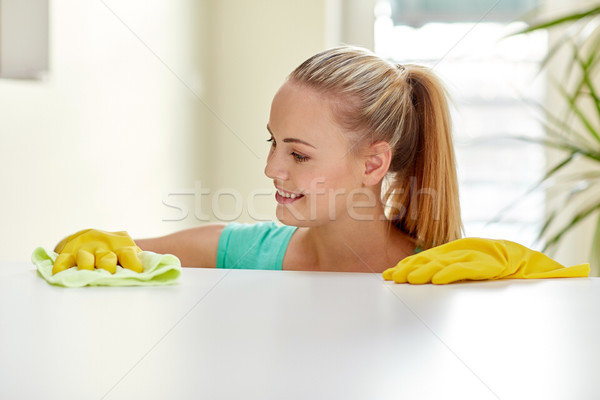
[515,4,600,272]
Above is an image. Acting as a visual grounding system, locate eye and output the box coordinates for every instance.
[267,137,276,148]
[291,152,309,163]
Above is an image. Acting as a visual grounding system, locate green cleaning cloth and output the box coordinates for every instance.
[31,247,181,287]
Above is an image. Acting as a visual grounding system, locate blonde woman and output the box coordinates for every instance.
[57,46,462,274]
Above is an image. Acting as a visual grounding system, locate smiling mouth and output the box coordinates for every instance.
[275,188,304,204]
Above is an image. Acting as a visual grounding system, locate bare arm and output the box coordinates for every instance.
[136,223,226,268]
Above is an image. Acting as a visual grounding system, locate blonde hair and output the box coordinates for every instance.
[289,46,462,249]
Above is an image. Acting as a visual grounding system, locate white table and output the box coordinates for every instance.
[1,261,599,400]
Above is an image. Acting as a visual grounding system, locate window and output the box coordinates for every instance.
[375,0,547,247]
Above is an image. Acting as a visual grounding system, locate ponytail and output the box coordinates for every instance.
[383,65,462,249]
[290,46,462,249]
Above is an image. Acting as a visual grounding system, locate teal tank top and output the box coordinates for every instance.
[216,222,297,270]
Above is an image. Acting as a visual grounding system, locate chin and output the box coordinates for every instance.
[275,211,308,227]
[275,205,331,227]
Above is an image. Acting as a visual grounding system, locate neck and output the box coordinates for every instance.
[301,210,413,273]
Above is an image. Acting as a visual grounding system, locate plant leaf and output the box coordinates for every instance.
[591,213,600,273]
[556,81,600,144]
[543,202,600,251]
[549,170,600,186]
[518,135,600,162]
[534,100,597,148]
[488,151,577,226]
[516,6,600,34]
[579,51,600,129]
[537,208,558,247]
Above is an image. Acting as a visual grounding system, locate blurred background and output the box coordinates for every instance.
[0,0,596,272]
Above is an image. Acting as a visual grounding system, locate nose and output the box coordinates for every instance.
[264,149,288,181]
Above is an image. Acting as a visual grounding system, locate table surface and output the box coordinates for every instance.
[2,261,600,400]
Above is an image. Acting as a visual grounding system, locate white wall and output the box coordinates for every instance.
[0,0,352,262]
[0,1,211,261]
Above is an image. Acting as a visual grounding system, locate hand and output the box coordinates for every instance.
[53,229,143,275]
[383,238,590,284]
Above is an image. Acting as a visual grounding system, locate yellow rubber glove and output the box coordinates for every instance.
[53,229,143,275]
[383,238,590,284]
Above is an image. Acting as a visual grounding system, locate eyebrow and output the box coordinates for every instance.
[266,124,316,149]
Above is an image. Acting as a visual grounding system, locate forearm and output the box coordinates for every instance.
[136,223,226,268]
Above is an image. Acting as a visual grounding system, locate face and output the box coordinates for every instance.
[264,81,367,227]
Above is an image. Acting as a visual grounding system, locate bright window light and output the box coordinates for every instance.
[375,0,548,247]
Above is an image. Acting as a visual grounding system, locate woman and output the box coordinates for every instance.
[54,46,462,274]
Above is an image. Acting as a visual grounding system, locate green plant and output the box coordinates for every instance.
[515,4,600,270]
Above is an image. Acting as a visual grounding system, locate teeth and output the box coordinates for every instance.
[278,189,300,199]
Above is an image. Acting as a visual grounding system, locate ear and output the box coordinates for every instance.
[362,141,391,186]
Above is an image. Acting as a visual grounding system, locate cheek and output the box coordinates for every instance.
[302,163,360,194]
